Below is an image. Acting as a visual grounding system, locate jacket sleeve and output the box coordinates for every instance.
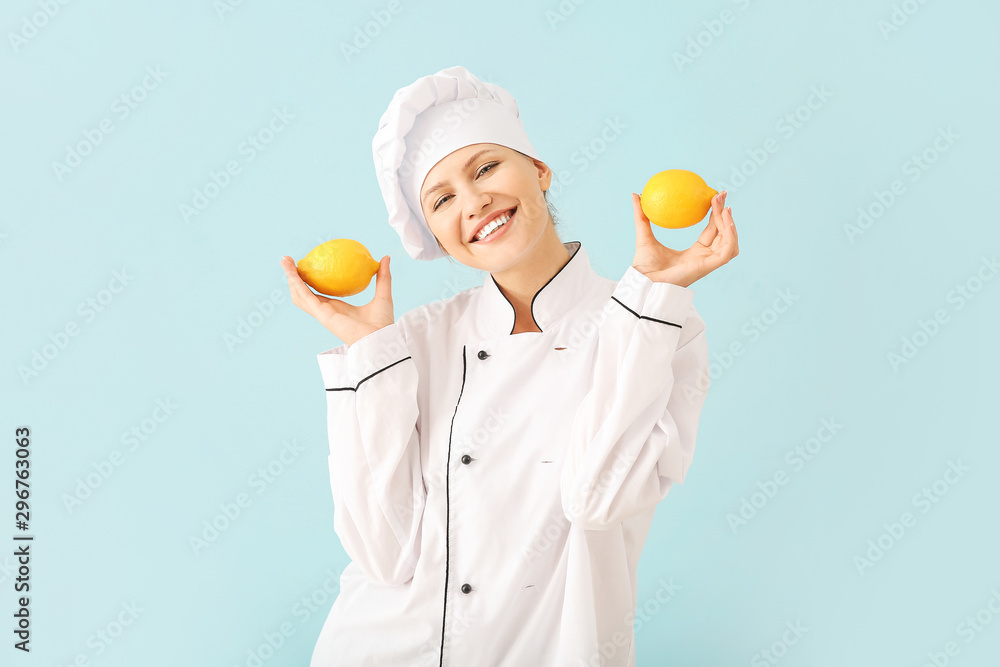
[316,322,425,585]
[560,265,710,531]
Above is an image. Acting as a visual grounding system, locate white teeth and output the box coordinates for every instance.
[475,211,513,241]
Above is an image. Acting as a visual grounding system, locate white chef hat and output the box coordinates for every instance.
[372,65,543,261]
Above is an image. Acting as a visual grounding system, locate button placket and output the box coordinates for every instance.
[457,345,489,628]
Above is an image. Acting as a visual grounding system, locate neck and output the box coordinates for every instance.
[490,228,571,333]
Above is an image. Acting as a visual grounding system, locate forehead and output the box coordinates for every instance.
[421,144,505,187]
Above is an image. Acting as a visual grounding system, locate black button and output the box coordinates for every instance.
[477,350,489,360]
[461,583,472,594]
[461,454,472,465]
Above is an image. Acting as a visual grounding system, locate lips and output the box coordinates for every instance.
[470,207,516,243]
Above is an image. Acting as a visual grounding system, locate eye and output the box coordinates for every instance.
[432,161,500,211]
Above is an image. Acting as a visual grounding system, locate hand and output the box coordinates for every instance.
[630,190,739,288]
[279,255,395,347]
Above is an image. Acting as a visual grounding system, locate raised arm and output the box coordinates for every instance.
[280,253,424,584]
[560,189,734,530]
[560,267,708,530]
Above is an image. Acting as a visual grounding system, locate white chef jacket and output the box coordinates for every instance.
[310,240,710,667]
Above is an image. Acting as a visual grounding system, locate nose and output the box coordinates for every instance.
[465,190,492,219]
[462,195,493,240]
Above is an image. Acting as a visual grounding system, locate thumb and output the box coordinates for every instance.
[632,193,657,245]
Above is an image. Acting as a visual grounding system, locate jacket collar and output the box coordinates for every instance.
[477,240,599,336]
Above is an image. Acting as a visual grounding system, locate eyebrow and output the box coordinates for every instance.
[422,148,497,206]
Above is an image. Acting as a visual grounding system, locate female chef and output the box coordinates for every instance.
[280,66,737,666]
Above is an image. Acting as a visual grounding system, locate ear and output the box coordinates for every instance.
[534,159,553,193]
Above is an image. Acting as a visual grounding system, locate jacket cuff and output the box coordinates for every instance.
[316,323,410,389]
[615,266,695,327]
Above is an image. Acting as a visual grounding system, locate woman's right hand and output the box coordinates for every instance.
[279,254,395,347]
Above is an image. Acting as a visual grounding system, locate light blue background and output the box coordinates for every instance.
[3,0,999,665]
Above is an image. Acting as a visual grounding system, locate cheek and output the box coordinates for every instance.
[428,215,462,246]
[519,193,545,219]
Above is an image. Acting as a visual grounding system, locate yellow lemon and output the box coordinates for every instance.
[297,239,381,297]
[640,169,718,229]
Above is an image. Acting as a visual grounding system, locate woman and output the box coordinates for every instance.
[280,66,737,666]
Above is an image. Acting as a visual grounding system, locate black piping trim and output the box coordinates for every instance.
[490,240,583,335]
[610,297,683,328]
[439,345,467,666]
[325,356,412,392]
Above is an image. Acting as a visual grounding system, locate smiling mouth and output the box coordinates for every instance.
[472,207,516,243]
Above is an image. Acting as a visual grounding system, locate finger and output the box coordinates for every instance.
[715,207,736,258]
[697,212,719,247]
[279,255,316,305]
[724,207,739,255]
[280,255,347,316]
[698,192,724,249]
[711,202,732,253]
[632,193,658,245]
[709,223,725,254]
[372,256,393,305]
[709,190,727,236]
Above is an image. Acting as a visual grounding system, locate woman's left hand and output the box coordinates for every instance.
[630,190,739,288]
